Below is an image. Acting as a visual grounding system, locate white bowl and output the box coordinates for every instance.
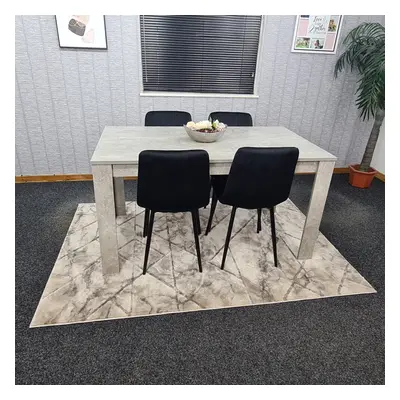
[184,125,227,143]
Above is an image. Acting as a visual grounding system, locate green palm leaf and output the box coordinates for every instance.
[334,22,385,120]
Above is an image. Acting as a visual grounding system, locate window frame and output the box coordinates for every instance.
[137,15,265,98]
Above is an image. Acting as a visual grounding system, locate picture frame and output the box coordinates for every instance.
[291,15,343,54]
[55,15,108,50]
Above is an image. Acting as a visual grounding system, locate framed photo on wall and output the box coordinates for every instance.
[291,15,343,54]
[55,15,107,49]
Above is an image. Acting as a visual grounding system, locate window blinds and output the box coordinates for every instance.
[140,15,262,94]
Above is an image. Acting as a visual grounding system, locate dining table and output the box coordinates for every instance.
[91,126,337,275]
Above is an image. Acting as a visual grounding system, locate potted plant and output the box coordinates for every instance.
[334,22,385,188]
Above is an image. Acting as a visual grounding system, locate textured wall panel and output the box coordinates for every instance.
[121,16,141,126]
[278,53,302,129]
[167,97,182,111]
[106,16,127,127]
[308,55,335,146]
[140,97,154,125]
[288,54,315,136]
[181,97,195,120]
[232,98,246,114]
[205,97,219,120]
[77,51,101,160]
[297,55,326,141]
[193,98,207,122]
[266,16,295,126]
[16,15,385,174]
[60,50,91,173]
[151,97,168,112]
[93,52,114,129]
[244,99,258,124]
[255,15,280,127]
[337,87,362,166]
[39,15,77,173]
[22,15,64,174]
[16,16,50,174]
[15,79,36,175]
[15,151,21,175]
[215,98,229,115]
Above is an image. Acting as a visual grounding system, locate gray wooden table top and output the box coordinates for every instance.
[90,126,337,165]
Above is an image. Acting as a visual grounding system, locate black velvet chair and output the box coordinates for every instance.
[137,150,210,274]
[205,147,299,270]
[145,111,192,127]
[209,111,253,127]
[143,111,202,250]
[206,112,256,233]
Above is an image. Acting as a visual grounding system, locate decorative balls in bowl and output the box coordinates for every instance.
[184,119,227,143]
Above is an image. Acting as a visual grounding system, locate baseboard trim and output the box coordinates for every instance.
[15,168,385,183]
[332,167,349,174]
[376,171,385,182]
[15,174,138,183]
[286,167,349,176]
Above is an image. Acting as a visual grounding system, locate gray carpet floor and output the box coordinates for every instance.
[15,174,385,384]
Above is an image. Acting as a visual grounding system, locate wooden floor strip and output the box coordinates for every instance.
[15,168,385,183]
[15,174,137,183]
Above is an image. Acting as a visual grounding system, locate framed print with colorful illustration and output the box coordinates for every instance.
[55,15,107,49]
[291,15,343,54]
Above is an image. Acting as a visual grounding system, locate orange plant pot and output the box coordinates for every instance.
[349,164,377,188]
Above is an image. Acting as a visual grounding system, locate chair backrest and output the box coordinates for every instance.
[137,150,210,212]
[220,147,299,209]
[144,111,192,126]
[208,112,253,126]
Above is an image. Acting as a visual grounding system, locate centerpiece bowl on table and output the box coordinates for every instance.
[184,119,227,143]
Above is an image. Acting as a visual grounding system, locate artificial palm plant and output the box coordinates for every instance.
[334,22,385,177]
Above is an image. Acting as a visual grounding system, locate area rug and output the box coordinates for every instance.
[30,199,376,327]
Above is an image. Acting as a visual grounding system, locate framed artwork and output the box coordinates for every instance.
[55,15,107,49]
[291,15,343,54]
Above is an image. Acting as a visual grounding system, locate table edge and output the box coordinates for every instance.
[91,157,337,165]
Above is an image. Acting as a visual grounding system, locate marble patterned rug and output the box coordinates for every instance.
[31,199,376,327]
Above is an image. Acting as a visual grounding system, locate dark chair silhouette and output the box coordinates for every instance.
[143,110,202,240]
[137,150,210,274]
[206,112,255,234]
[145,111,192,127]
[205,147,299,270]
[209,111,253,127]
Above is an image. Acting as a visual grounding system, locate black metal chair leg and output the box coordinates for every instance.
[257,208,262,233]
[143,208,150,238]
[221,207,237,270]
[143,210,155,275]
[205,190,218,235]
[196,210,202,235]
[270,207,278,267]
[191,210,202,272]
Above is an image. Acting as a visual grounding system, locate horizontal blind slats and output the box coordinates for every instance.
[140,15,261,94]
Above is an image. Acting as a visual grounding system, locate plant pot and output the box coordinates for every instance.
[349,164,378,188]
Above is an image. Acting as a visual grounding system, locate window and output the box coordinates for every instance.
[139,15,262,95]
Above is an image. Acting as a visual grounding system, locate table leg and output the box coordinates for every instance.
[113,177,126,216]
[92,164,120,274]
[298,160,335,259]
